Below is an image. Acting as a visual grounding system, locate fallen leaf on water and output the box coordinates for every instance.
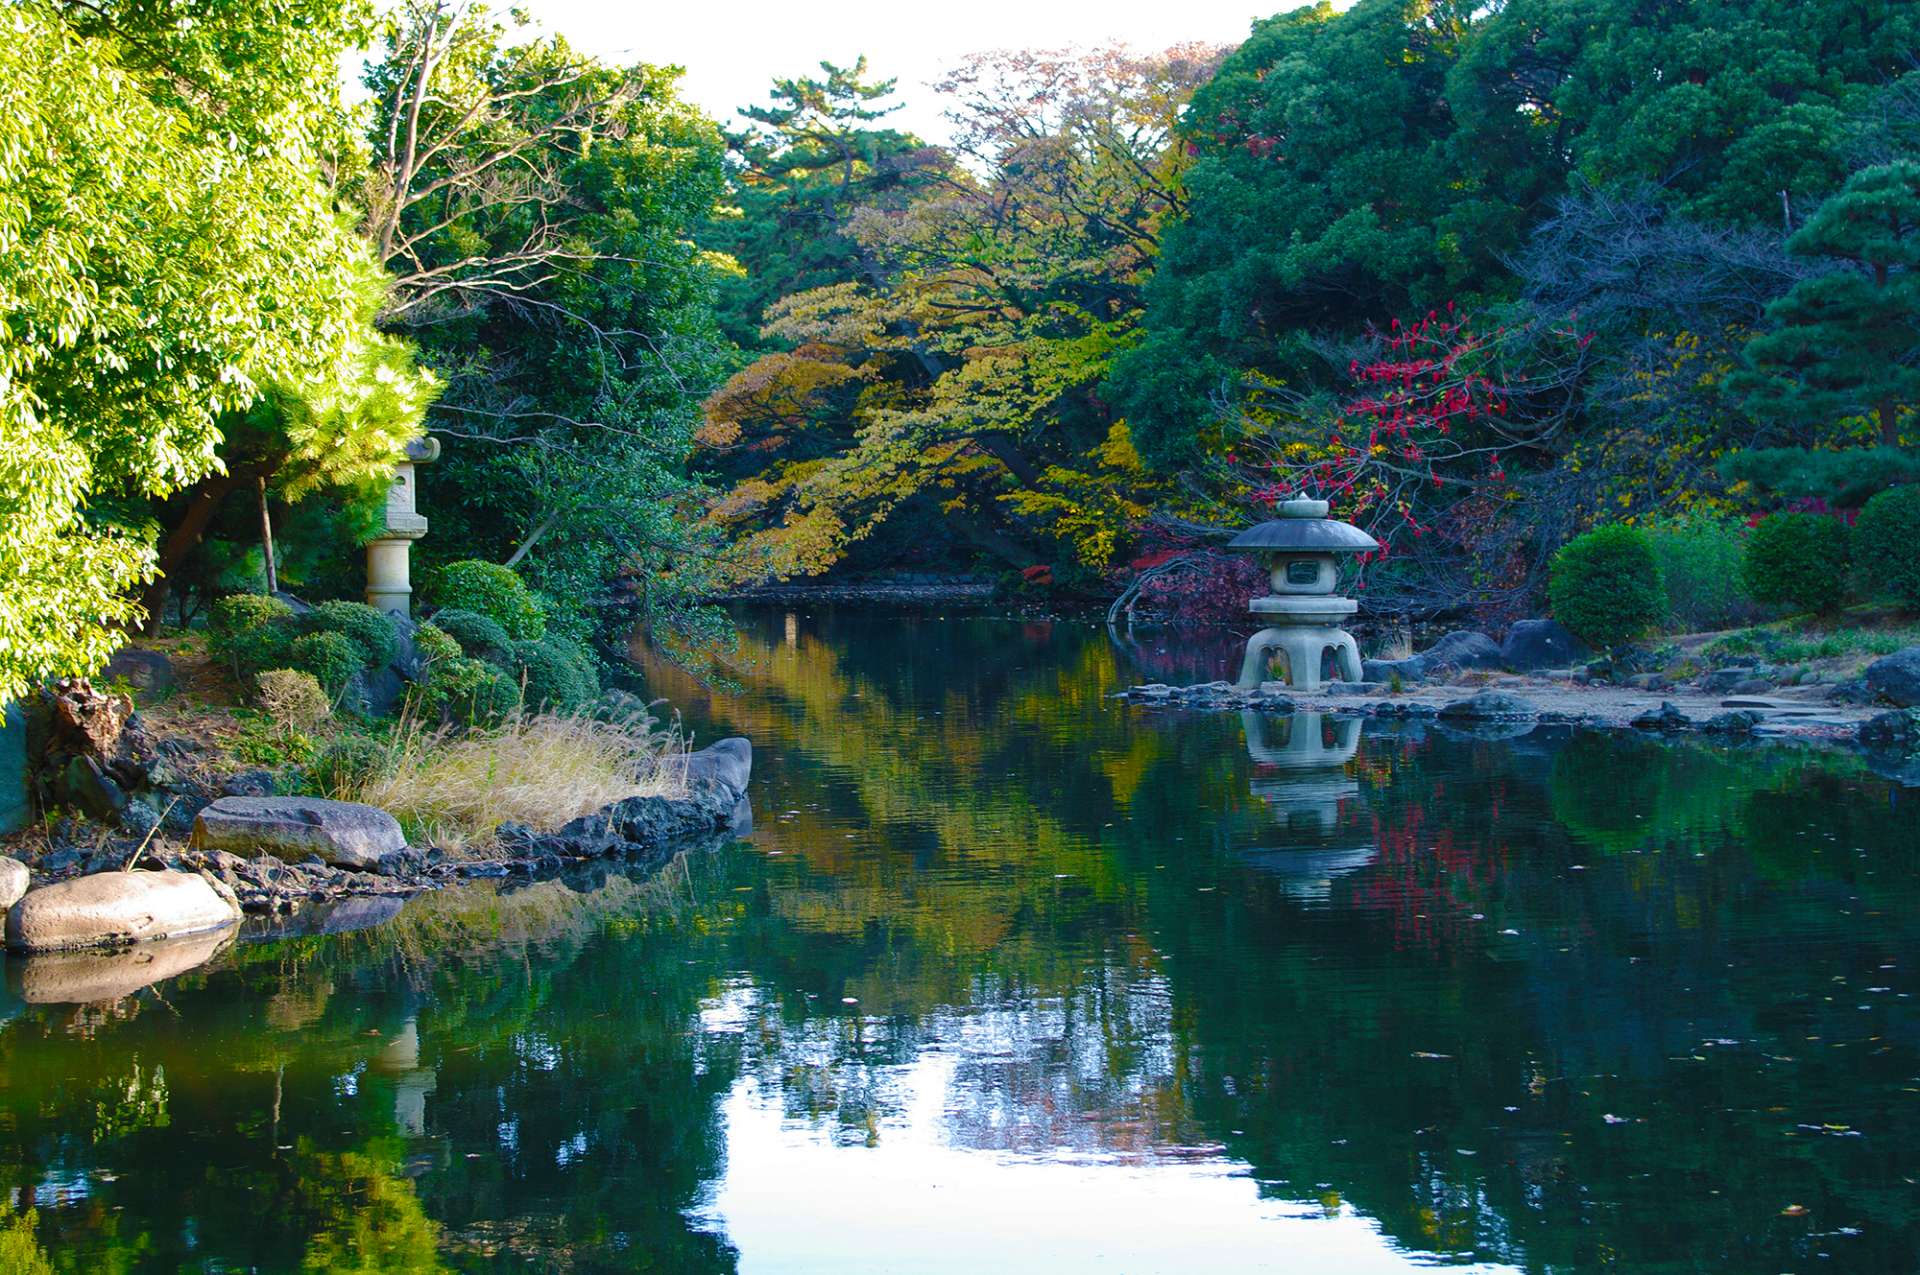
[1781,1204,1810,1217]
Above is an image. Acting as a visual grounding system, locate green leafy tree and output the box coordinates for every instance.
[1742,512,1851,614]
[1548,525,1666,648]
[361,4,734,661]
[0,0,429,706]
[1736,162,1920,446]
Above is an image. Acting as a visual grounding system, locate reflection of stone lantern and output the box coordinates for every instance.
[1229,496,1380,691]
[1241,710,1376,900]
[365,437,439,618]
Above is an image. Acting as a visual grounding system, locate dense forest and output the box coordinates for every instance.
[4,0,1918,704]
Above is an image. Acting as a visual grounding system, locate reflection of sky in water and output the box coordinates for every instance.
[701,1062,1520,1275]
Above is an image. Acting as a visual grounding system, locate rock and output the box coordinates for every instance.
[100,647,175,696]
[1624,673,1668,692]
[1864,648,1920,707]
[1366,630,1503,684]
[0,859,27,911]
[190,796,406,870]
[1727,677,1774,696]
[6,870,241,953]
[1860,708,1920,751]
[1827,678,1875,705]
[62,755,127,821]
[0,706,26,836]
[1703,709,1765,734]
[1438,691,1539,721]
[10,927,234,1002]
[1632,702,1690,731]
[221,769,278,798]
[682,738,752,801]
[1500,619,1591,672]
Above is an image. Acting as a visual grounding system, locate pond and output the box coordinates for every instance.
[3,612,1917,1272]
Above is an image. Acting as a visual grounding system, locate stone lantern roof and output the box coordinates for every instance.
[1227,496,1380,554]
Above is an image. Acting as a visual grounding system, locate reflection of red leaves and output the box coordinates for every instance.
[1021,564,1054,585]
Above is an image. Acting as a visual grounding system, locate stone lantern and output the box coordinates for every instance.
[1229,495,1380,691]
[365,436,440,618]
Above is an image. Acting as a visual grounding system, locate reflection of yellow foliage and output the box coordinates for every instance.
[0,1199,53,1275]
[298,1144,448,1274]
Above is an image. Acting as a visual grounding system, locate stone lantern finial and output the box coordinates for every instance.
[366,436,440,618]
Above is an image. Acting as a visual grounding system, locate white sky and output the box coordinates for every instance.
[522,0,1282,142]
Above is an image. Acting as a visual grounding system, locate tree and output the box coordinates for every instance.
[1736,162,1920,446]
[360,3,735,660]
[701,45,1222,584]
[0,0,428,703]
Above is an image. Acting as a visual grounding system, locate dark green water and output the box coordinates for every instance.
[2,613,1917,1273]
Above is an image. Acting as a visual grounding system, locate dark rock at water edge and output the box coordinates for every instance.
[1864,648,1920,707]
[1364,630,1503,684]
[1438,691,1539,721]
[1500,620,1591,672]
[1632,702,1690,732]
[1860,707,1920,752]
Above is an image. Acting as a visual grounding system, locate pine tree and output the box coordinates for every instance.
[1738,162,1920,445]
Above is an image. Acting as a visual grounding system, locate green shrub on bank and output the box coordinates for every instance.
[1549,525,1666,648]
[287,631,360,696]
[1741,513,1850,614]
[413,622,461,666]
[1642,514,1757,631]
[305,600,399,669]
[1854,484,1920,609]
[510,635,600,712]
[430,561,545,640]
[430,608,513,666]
[418,655,518,725]
[208,593,296,678]
[311,734,392,798]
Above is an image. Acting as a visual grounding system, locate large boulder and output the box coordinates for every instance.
[683,738,752,801]
[191,796,405,870]
[1438,690,1540,721]
[1500,619,1591,672]
[6,870,240,953]
[1365,630,1502,684]
[101,647,176,696]
[1865,648,1920,707]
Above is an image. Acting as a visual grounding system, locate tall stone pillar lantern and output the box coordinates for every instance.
[366,436,440,618]
[1229,495,1380,691]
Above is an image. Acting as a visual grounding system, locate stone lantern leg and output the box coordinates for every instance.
[366,436,440,618]
[1226,496,1381,692]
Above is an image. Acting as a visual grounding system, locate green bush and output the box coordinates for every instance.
[412,622,461,666]
[1642,514,1758,631]
[286,631,360,697]
[430,608,514,666]
[311,734,391,797]
[510,635,600,713]
[252,668,331,730]
[208,593,296,678]
[418,655,518,725]
[1549,524,1667,648]
[1854,484,1920,609]
[1741,513,1851,614]
[430,560,545,640]
[305,600,399,669]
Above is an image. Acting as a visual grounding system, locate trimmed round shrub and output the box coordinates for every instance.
[1548,524,1667,648]
[1854,484,1920,609]
[252,668,331,730]
[1642,513,1758,631]
[311,734,391,797]
[208,593,296,678]
[418,655,519,725]
[305,600,399,669]
[430,608,514,666]
[430,560,545,640]
[1741,512,1851,614]
[286,631,360,697]
[510,636,600,713]
[412,622,461,666]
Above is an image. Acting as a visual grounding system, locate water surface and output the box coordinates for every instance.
[3,613,1916,1272]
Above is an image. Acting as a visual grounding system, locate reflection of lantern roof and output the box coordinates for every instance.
[1227,496,1380,553]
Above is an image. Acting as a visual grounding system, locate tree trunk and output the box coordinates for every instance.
[257,476,278,595]
[137,470,252,631]
[1880,396,1900,446]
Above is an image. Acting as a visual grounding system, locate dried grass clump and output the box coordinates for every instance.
[254,668,331,731]
[349,707,688,849]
